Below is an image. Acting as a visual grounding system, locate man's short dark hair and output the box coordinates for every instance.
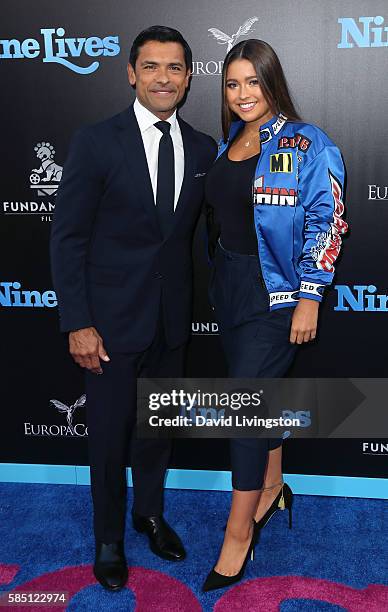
[129,25,192,71]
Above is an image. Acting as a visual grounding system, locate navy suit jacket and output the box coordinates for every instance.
[50,105,217,352]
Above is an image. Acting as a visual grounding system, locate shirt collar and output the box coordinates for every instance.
[133,97,177,134]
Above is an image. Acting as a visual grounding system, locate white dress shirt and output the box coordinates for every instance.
[133,97,184,211]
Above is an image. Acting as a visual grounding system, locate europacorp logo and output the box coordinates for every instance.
[338,16,388,48]
[192,17,258,76]
[24,394,88,438]
[0,27,120,73]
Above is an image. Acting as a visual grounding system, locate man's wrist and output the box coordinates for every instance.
[70,326,93,334]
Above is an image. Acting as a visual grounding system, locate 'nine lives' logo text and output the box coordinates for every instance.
[2,141,62,222]
[335,285,388,311]
[338,16,388,48]
[0,28,120,74]
[0,282,57,308]
[192,17,258,77]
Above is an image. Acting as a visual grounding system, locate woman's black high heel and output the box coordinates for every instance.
[255,481,293,530]
[222,481,294,532]
[202,520,259,592]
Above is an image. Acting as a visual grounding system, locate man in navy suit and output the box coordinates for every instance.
[50,25,217,591]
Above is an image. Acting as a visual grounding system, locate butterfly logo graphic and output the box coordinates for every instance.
[50,394,86,434]
[208,17,258,53]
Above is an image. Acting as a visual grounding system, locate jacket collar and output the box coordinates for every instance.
[227,112,288,147]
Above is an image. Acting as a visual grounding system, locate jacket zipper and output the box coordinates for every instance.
[251,152,270,302]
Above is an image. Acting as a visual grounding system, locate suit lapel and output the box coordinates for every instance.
[115,106,196,240]
[115,105,161,236]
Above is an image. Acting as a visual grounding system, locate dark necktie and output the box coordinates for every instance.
[154,120,175,237]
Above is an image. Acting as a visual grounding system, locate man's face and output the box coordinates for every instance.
[127,40,191,119]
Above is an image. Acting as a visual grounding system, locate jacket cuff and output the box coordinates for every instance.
[59,311,94,333]
[299,280,326,302]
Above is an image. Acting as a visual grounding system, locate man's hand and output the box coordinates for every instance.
[290,298,320,344]
[69,327,110,374]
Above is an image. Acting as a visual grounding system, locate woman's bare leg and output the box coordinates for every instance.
[254,445,283,522]
[213,489,259,576]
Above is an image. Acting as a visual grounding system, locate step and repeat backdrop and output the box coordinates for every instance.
[1,0,387,480]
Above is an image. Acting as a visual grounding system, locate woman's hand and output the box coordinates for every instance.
[290,298,320,344]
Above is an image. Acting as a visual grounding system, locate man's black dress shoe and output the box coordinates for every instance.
[93,540,128,591]
[132,511,186,561]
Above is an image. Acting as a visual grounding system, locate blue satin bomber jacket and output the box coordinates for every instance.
[214,113,348,310]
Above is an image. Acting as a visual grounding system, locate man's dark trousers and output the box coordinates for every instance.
[85,304,185,544]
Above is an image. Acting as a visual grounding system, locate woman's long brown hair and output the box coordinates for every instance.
[221,39,300,142]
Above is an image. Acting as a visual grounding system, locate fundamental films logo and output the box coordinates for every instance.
[0,27,120,74]
[192,16,258,76]
[192,321,219,334]
[30,142,63,196]
[24,394,88,437]
[362,441,388,456]
[2,141,62,222]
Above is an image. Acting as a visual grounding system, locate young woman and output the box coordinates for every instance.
[203,39,348,591]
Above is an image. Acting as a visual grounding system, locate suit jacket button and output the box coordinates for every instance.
[154,272,163,279]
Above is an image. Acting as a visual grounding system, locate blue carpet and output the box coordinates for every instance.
[0,483,387,610]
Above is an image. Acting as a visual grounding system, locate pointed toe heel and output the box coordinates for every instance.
[202,521,259,592]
